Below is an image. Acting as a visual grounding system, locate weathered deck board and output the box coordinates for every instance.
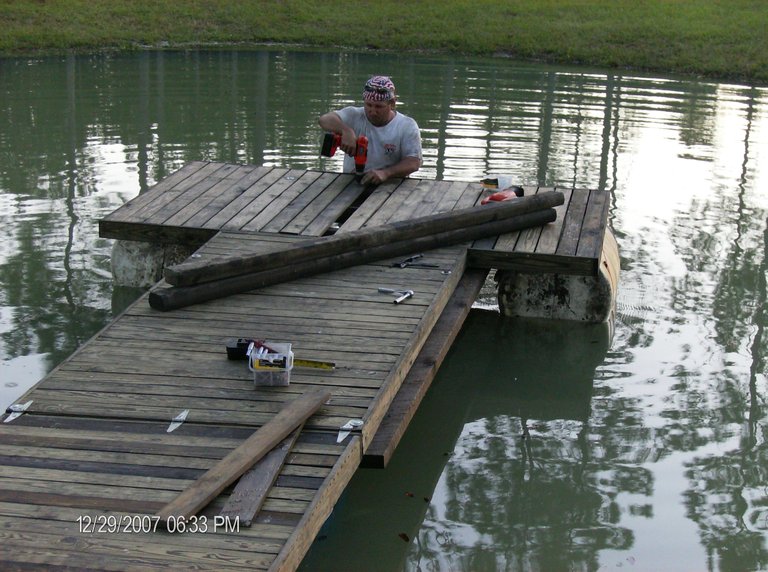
[7,162,611,571]
[103,161,211,224]
[468,185,605,275]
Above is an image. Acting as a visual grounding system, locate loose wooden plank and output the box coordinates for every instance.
[220,428,302,526]
[155,390,331,524]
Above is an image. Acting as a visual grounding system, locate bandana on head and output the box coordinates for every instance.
[363,76,396,102]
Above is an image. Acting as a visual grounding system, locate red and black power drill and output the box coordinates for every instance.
[321,132,368,181]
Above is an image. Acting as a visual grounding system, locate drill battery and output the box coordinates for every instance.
[320,132,368,180]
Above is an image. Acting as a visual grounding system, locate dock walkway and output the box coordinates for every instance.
[1,163,609,571]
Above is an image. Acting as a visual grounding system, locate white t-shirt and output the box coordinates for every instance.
[335,106,422,173]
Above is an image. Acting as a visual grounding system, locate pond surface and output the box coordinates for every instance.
[1,49,767,571]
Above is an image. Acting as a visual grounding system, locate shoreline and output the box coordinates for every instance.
[3,0,766,87]
[3,40,761,88]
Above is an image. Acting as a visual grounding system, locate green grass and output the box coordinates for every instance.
[1,0,766,84]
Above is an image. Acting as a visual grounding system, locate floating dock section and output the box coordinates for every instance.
[0,163,614,571]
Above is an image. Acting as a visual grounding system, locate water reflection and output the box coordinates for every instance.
[302,312,616,571]
[408,313,617,572]
[1,49,768,570]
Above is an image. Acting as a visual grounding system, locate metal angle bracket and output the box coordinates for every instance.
[337,419,364,443]
[4,400,33,423]
[167,409,190,433]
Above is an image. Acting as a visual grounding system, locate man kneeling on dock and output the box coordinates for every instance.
[318,75,422,186]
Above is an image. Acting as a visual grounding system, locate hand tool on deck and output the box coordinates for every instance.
[4,400,32,423]
[337,419,364,443]
[378,287,415,304]
[390,253,440,269]
[225,338,335,370]
[167,409,189,433]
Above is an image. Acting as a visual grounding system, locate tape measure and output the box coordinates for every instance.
[226,338,335,370]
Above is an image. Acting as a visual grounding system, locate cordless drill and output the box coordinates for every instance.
[321,132,368,181]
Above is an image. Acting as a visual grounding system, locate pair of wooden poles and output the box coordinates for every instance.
[148,191,565,311]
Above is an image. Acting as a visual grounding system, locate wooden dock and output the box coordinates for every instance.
[0,162,610,571]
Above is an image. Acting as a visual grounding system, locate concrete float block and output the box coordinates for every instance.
[111,240,196,288]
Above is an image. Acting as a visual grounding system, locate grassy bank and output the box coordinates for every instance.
[2,0,766,85]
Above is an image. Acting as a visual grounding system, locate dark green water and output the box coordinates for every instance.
[1,49,767,571]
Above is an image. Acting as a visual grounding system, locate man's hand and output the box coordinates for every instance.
[318,112,357,155]
[361,156,421,186]
[340,129,358,156]
[361,169,389,186]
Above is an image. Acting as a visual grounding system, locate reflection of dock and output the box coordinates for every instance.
[0,162,611,571]
[302,311,611,571]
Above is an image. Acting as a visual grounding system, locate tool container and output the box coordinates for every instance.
[248,341,294,387]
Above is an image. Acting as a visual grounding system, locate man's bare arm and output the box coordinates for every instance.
[318,112,357,154]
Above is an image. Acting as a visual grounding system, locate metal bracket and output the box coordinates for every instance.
[4,400,33,423]
[167,409,189,433]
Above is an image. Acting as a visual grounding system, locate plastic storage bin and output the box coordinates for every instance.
[248,341,294,387]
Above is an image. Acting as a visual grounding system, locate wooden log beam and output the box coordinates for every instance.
[148,208,557,312]
[164,191,565,287]
[155,389,330,525]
